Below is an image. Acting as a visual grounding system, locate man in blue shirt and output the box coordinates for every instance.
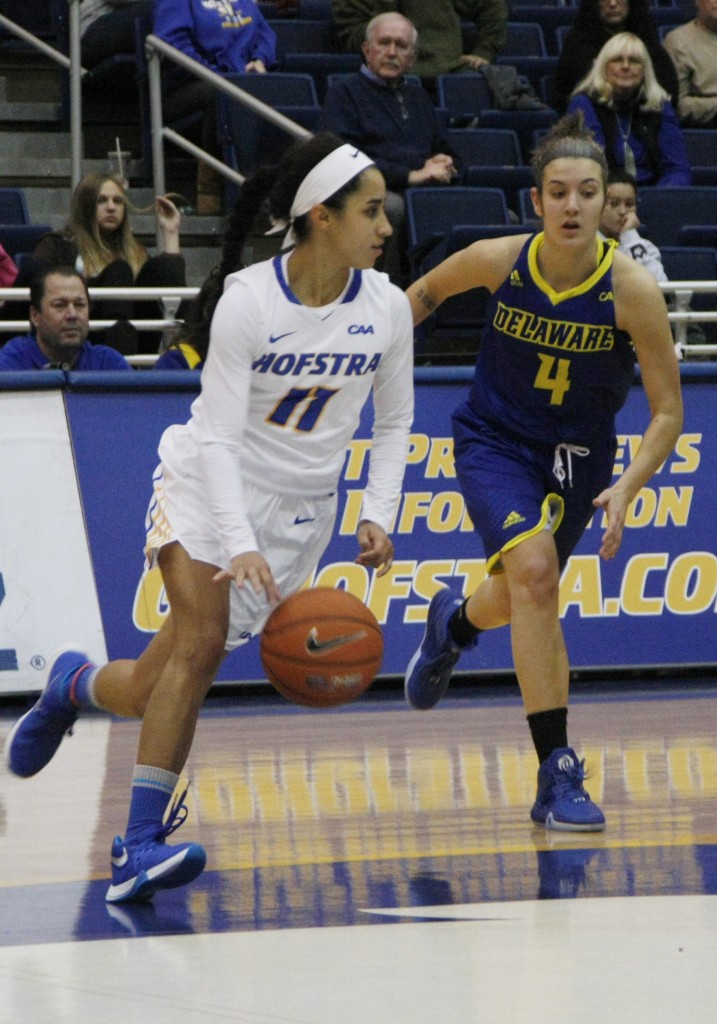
[0,267,132,371]
[320,12,460,284]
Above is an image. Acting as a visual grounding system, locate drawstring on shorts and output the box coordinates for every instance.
[553,443,590,488]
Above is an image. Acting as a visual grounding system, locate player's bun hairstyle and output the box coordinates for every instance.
[182,132,369,358]
[531,112,608,191]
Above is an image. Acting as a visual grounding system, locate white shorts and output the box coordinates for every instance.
[145,463,338,650]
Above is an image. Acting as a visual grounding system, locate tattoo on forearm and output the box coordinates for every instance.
[416,287,437,313]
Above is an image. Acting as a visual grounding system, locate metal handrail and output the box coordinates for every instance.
[143,33,312,246]
[0,3,85,188]
[0,283,715,361]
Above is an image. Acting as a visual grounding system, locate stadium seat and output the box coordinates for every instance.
[478,109,559,163]
[637,187,717,247]
[223,72,318,108]
[502,7,575,55]
[437,74,494,125]
[448,128,522,167]
[494,55,559,93]
[0,188,31,225]
[679,226,717,248]
[0,223,52,257]
[405,186,511,279]
[503,22,548,57]
[517,186,541,226]
[683,130,717,168]
[268,19,334,60]
[463,165,534,216]
[282,53,361,101]
[218,95,320,178]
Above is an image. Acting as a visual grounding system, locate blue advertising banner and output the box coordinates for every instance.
[66,367,717,682]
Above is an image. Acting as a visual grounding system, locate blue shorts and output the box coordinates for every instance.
[452,405,617,574]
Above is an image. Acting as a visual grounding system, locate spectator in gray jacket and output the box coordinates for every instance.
[664,0,717,127]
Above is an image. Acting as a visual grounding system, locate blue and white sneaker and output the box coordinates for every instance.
[3,646,94,778]
[106,789,207,904]
[530,747,606,832]
[404,588,476,710]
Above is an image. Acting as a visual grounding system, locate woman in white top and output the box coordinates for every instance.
[5,133,415,904]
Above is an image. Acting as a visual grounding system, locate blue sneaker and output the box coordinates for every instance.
[404,588,476,710]
[530,747,606,832]
[3,646,94,778]
[106,789,207,904]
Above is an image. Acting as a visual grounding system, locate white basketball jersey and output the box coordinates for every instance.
[158,255,414,559]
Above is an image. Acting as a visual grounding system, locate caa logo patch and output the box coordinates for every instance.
[348,324,374,334]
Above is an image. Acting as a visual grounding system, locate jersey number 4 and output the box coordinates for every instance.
[535,353,571,405]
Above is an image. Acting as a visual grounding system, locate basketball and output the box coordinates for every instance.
[260,587,383,708]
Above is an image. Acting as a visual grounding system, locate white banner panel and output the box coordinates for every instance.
[0,391,107,695]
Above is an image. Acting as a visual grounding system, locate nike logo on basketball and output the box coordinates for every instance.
[305,627,367,654]
[269,331,296,344]
[294,515,315,525]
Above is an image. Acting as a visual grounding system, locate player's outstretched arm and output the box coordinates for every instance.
[406,234,528,325]
[593,255,683,560]
[355,520,394,578]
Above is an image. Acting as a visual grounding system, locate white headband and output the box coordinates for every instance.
[278,144,375,246]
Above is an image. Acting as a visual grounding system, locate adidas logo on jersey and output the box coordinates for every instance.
[502,511,526,529]
[509,270,523,287]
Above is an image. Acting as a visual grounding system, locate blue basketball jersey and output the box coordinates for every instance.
[466,233,635,445]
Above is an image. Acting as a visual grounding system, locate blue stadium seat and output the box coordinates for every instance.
[437,74,493,126]
[683,130,717,167]
[282,53,361,101]
[268,19,334,60]
[405,186,511,279]
[223,72,318,107]
[478,109,559,163]
[0,188,31,225]
[463,165,534,215]
[218,95,320,177]
[0,224,52,257]
[448,128,522,167]
[506,7,575,55]
[503,22,548,57]
[637,186,717,246]
[494,55,559,93]
[679,226,717,248]
[518,186,541,226]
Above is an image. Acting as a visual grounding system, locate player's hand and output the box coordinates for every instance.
[355,520,394,577]
[592,486,631,560]
[214,551,281,604]
[245,59,267,73]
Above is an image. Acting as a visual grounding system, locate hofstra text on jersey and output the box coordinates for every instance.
[252,351,383,375]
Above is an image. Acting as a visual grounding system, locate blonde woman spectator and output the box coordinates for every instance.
[566,33,692,186]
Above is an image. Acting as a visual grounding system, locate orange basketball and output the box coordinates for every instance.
[260,587,383,708]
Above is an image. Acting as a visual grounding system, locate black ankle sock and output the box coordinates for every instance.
[527,706,568,764]
[448,600,481,647]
